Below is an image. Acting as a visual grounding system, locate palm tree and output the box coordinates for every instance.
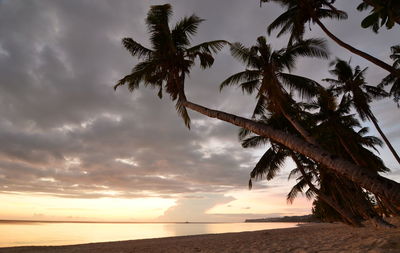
[115,4,400,205]
[379,45,400,105]
[113,4,228,128]
[323,58,400,165]
[310,88,399,221]
[220,36,328,145]
[241,113,364,226]
[261,0,400,78]
[357,0,400,32]
[242,91,395,226]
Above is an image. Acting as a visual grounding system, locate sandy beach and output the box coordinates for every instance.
[1,218,399,253]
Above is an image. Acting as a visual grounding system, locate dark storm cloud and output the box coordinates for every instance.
[0,0,399,201]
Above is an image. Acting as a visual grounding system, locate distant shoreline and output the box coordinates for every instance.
[245,214,318,223]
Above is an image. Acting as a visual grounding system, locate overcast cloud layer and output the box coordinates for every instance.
[0,0,399,219]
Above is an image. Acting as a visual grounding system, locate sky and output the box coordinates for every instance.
[0,0,399,222]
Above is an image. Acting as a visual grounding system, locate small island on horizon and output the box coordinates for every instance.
[245,214,319,223]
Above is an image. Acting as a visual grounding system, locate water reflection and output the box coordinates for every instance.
[0,222,298,247]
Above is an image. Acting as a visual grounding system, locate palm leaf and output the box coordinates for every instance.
[172,15,204,47]
[121,38,152,59]
[187,40,228,54]
[220,70,261,91]
[278,73,321,99]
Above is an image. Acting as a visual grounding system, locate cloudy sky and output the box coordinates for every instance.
[0,0,399,222]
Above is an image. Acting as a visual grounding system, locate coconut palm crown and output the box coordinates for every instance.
[323,58,400,165]
[220,36,327,144]
[220,36,327,115]
[379,45,400,104]
[261,0,400,77]
[114,4,227,128]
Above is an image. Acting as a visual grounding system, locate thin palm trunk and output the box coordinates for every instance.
[337,134,369,167]
[369,115,400,165]
[290,153,362,226]
[281,109,319,146]
[183,100,400,204]
[314,19,400,78]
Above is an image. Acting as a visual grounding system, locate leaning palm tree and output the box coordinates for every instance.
[241,113,364,226]
[261,0,400,78]
[113,4,228,128]
[323,58,400,165]
[242,92,394,226]
[311,88,399,220]
[115,4,400,205]
[220,36,328,145]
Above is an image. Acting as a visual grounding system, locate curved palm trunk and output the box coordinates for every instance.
[314,19,400,79]
[183,100,400,204]
[369,115,400,165]
[290,153,363,226]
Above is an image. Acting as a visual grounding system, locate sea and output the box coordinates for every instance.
[0,221,298,247]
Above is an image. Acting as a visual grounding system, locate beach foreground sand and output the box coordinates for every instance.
[1,218,399,253]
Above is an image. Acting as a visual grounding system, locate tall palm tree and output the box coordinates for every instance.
[323,58,400,165]
[220,36,328,145]
[113,4,228,128]
[379,44,400,105]
[261,0,400,78]
[115,4,400,205]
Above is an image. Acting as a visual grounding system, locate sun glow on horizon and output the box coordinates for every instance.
[0,193,176,222]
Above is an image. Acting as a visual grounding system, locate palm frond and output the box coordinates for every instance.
[146,4,173,51]
[278,73,321,99]
[241,135,269,148]
[364,85,389,99]
[288,167,300,180]
[187,40,228,54]
[239,127,253,141]
[220,70,261,91]
[267,7,295,36]
[282,39,329,70]
[172,15,204,47]
[176,98,191,129]
[230,42,259,67]
[250,147,287,181]
[121,38,153,59]
[252,96,268,118]
[114,60,159,91]
[317,8,348,21]
[287,177,307,204]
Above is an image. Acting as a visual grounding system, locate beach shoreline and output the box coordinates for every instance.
[1,218,399,253]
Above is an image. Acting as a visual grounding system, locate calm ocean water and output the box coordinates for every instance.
[0,221,298,247]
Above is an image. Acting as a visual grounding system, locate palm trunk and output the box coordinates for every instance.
[183,100,400,204]
[290,153,363,226]
[314,19,400,78]
[337,135,368,167]
[281,109,319,146]
[369,115,400,165]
